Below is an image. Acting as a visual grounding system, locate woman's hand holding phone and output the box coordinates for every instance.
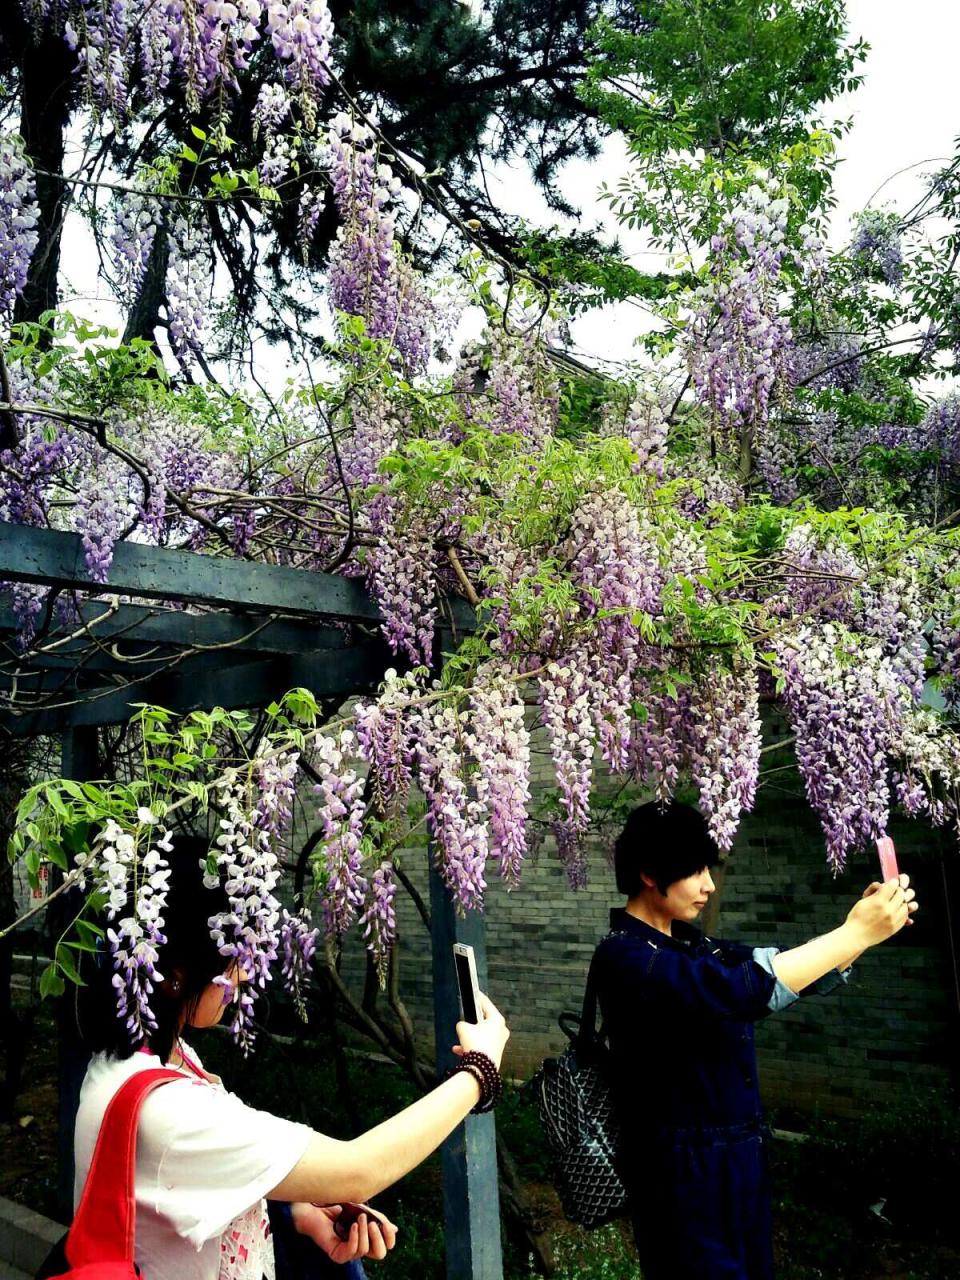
[452,991,509,1068]
[291,1200,398,1262]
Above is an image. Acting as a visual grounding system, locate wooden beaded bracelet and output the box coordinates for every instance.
[448,1050,503,1113]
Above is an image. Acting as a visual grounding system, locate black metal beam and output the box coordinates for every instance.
[0,642,391,735]
[0,522,475,630]
[0,603,357,658]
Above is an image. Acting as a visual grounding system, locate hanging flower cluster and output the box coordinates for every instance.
[0,134,40,316]
[359,862,397,984]
[538,651,597,835]
[310,729,368,937]
[45,0,333,121]
[689,658,762,852]
[109,189,158,296]
[467,662,532,887]
[167,215,211,361]
[775,623,904,870]
[279,907,319,1019]
[364,494,438,665]
[355,667,416,817]
[415,701,488,912]
[207,777,283,1050]
[74,815,174,1045]
[604,391,669,479]
[687,180,795,440]
[850,210,904,288]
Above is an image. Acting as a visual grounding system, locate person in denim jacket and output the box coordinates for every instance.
[593,801,917,1280]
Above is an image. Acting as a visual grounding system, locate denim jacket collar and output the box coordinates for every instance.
[608,906,705,952]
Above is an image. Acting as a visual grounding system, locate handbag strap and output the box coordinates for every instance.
[578,928,638,1046]
[66,1067,183,1268]
[578,949,603,1045]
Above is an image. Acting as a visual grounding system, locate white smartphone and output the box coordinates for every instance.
[452,942,481,1024]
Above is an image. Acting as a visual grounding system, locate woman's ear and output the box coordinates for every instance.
[159,967,186,999]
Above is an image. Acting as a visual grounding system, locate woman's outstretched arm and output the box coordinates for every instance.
[267,993,508,1206]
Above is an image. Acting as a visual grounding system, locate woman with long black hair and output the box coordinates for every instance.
[72,837,508,1280]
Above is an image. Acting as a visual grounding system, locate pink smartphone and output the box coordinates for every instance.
[876,836,899,882]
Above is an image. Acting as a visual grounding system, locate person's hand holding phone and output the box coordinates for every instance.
[452,991,509,1068]
[846,873,918,947]
[291,1200,398,1262]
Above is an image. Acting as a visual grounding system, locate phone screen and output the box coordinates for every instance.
[454,948,479,1023]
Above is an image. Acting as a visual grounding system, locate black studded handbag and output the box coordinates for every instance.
[532,945,628,1229]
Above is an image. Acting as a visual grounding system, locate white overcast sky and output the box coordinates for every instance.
[520,0,960,368]
[57,0,960,381]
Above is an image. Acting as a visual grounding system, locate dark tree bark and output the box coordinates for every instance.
[10,14,78,328]
[121,224,170,352]
[0,733,34,1124]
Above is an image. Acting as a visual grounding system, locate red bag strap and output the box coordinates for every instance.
[66,1067,183,1268]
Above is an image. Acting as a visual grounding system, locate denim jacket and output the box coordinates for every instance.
[594,908,848,1141]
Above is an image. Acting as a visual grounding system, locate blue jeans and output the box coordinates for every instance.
[626,1122,774,1280]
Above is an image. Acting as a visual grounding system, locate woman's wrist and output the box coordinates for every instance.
[447,1050,503,1113]
[289,1202,311,1234]
[839,917,874,957]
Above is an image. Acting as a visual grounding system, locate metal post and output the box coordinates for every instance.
[56,726,97,1220]
[429,855,504,1280]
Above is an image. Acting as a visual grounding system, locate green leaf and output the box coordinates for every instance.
[39,964,66,999]
[56,944,86,986]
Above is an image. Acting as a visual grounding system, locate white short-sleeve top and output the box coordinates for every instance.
[73,1043,313,1280]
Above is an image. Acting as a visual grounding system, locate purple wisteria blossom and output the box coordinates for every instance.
[539,651,597,834]
[775,622,902,870]
[688,181,794,440]
[85,816,173,1046]
[327,115,400,335]
[0,134,40,316]
[568,488,662,772]
[359,862,397,983]
[365,493,437,666]
[851,210,903,288]
[689,658,762,852]
[467,662,531,886]
[207,777,283,1051]
[266,0,334,126]
[109,190,157,296]
[604,392,668,478]
[279,906,319,1019]
[44,0,332,122]
[355,668,416,817]
[415,701,488,912]
[310,730,368,937]
[483,326,559,447]
[167,215,211,360]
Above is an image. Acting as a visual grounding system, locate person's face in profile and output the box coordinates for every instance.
[658,866,716,923]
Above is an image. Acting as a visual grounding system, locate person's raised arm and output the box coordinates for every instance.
[267,993,509,1207]
[771,875,917,994]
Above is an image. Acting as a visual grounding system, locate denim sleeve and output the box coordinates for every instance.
[605,937,778,1022]
[752,946,852,1012]
[752,946,800,1012]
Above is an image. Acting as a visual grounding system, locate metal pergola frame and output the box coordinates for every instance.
[0,518,500,1280]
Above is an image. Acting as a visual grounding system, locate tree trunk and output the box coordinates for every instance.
[122,225,170,353]
[12,17,77,327]
[0,734,34,1123]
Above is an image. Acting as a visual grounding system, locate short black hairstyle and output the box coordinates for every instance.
[614,801,720,897]
[75,835,231,1062]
